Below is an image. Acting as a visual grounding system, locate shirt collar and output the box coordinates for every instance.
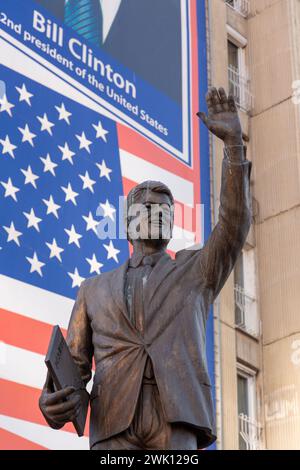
[129,249,166,268]
[99,0,122,44]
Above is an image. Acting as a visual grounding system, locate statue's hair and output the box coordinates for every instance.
[127,180,174,209]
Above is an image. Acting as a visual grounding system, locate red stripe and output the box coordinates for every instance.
[118,124,195,181]
[0,308,67,356]
[0,309,97,374]
[122,176,137,196]
[0,428,47,450]
[0,379,90,437]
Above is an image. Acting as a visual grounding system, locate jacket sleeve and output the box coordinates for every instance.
[66,280,94,387]
[199,145,252,303]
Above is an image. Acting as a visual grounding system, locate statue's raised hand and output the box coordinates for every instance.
[197,87,243,146]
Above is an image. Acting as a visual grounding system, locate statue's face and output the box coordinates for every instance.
[127,190,173,243]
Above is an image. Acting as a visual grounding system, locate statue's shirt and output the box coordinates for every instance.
[124,250,165,380]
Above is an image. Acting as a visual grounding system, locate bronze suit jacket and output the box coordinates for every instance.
[65,147,252,449]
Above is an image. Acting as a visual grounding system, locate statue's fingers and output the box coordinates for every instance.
[210,87,219,100]
[44,386,75,406]
[50,408,80,424]
[218,87,229,111]
[228,93,238,112]
[46,395,81,416]
[211,87,222,113]
[205,91,214,114]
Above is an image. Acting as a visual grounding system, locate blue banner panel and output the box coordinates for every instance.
[0,0,185,160]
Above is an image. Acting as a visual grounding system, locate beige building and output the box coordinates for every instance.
[207,0,300,450]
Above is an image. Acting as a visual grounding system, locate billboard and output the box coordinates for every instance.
[0,0,214,449]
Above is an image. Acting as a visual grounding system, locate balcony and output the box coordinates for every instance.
[225,0,250,18]
[239,413,263,450]
[234,284,260,338]
[228,65,254,112]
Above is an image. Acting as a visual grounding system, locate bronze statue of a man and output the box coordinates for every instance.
[39,88,252,450]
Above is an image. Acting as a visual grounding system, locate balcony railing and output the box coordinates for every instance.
[226,0,250,17]
[239,414,263,450]
[228,65,254,112]
[234,284,259,337]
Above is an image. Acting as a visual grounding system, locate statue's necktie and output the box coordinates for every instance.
[126,256,158,380]
[64,0,103,46]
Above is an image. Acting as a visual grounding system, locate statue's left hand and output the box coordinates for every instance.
[197,87,243,146]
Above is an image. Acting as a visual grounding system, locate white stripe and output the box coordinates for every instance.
[181,0,190,165]
[0,414,89,450]
[0,342,94,392]
[120,149,194,207]
[100,0,122,44]
[0,275,74,329]
[0,343,49,389]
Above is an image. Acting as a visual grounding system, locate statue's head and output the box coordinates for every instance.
[125,180,174,248]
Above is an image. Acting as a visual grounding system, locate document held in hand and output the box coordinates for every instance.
[45,325,89,437]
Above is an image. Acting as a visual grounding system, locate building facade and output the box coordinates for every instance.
[208,0,300,450]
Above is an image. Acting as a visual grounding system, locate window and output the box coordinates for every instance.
[227,28,253,112]
[234,252,244,327]
[225,0,250,18]
[228,40,241,107]
[234,250,259,337]
[228,40,239,71]
[237,368,261,450]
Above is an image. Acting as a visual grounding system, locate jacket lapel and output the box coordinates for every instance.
[110,253,176,334]
[143,253,176,307]
[110,259,143,337]
[111,259,131,324]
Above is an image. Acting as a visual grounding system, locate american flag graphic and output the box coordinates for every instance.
[0,63,130,449]
[0,0,205,450]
